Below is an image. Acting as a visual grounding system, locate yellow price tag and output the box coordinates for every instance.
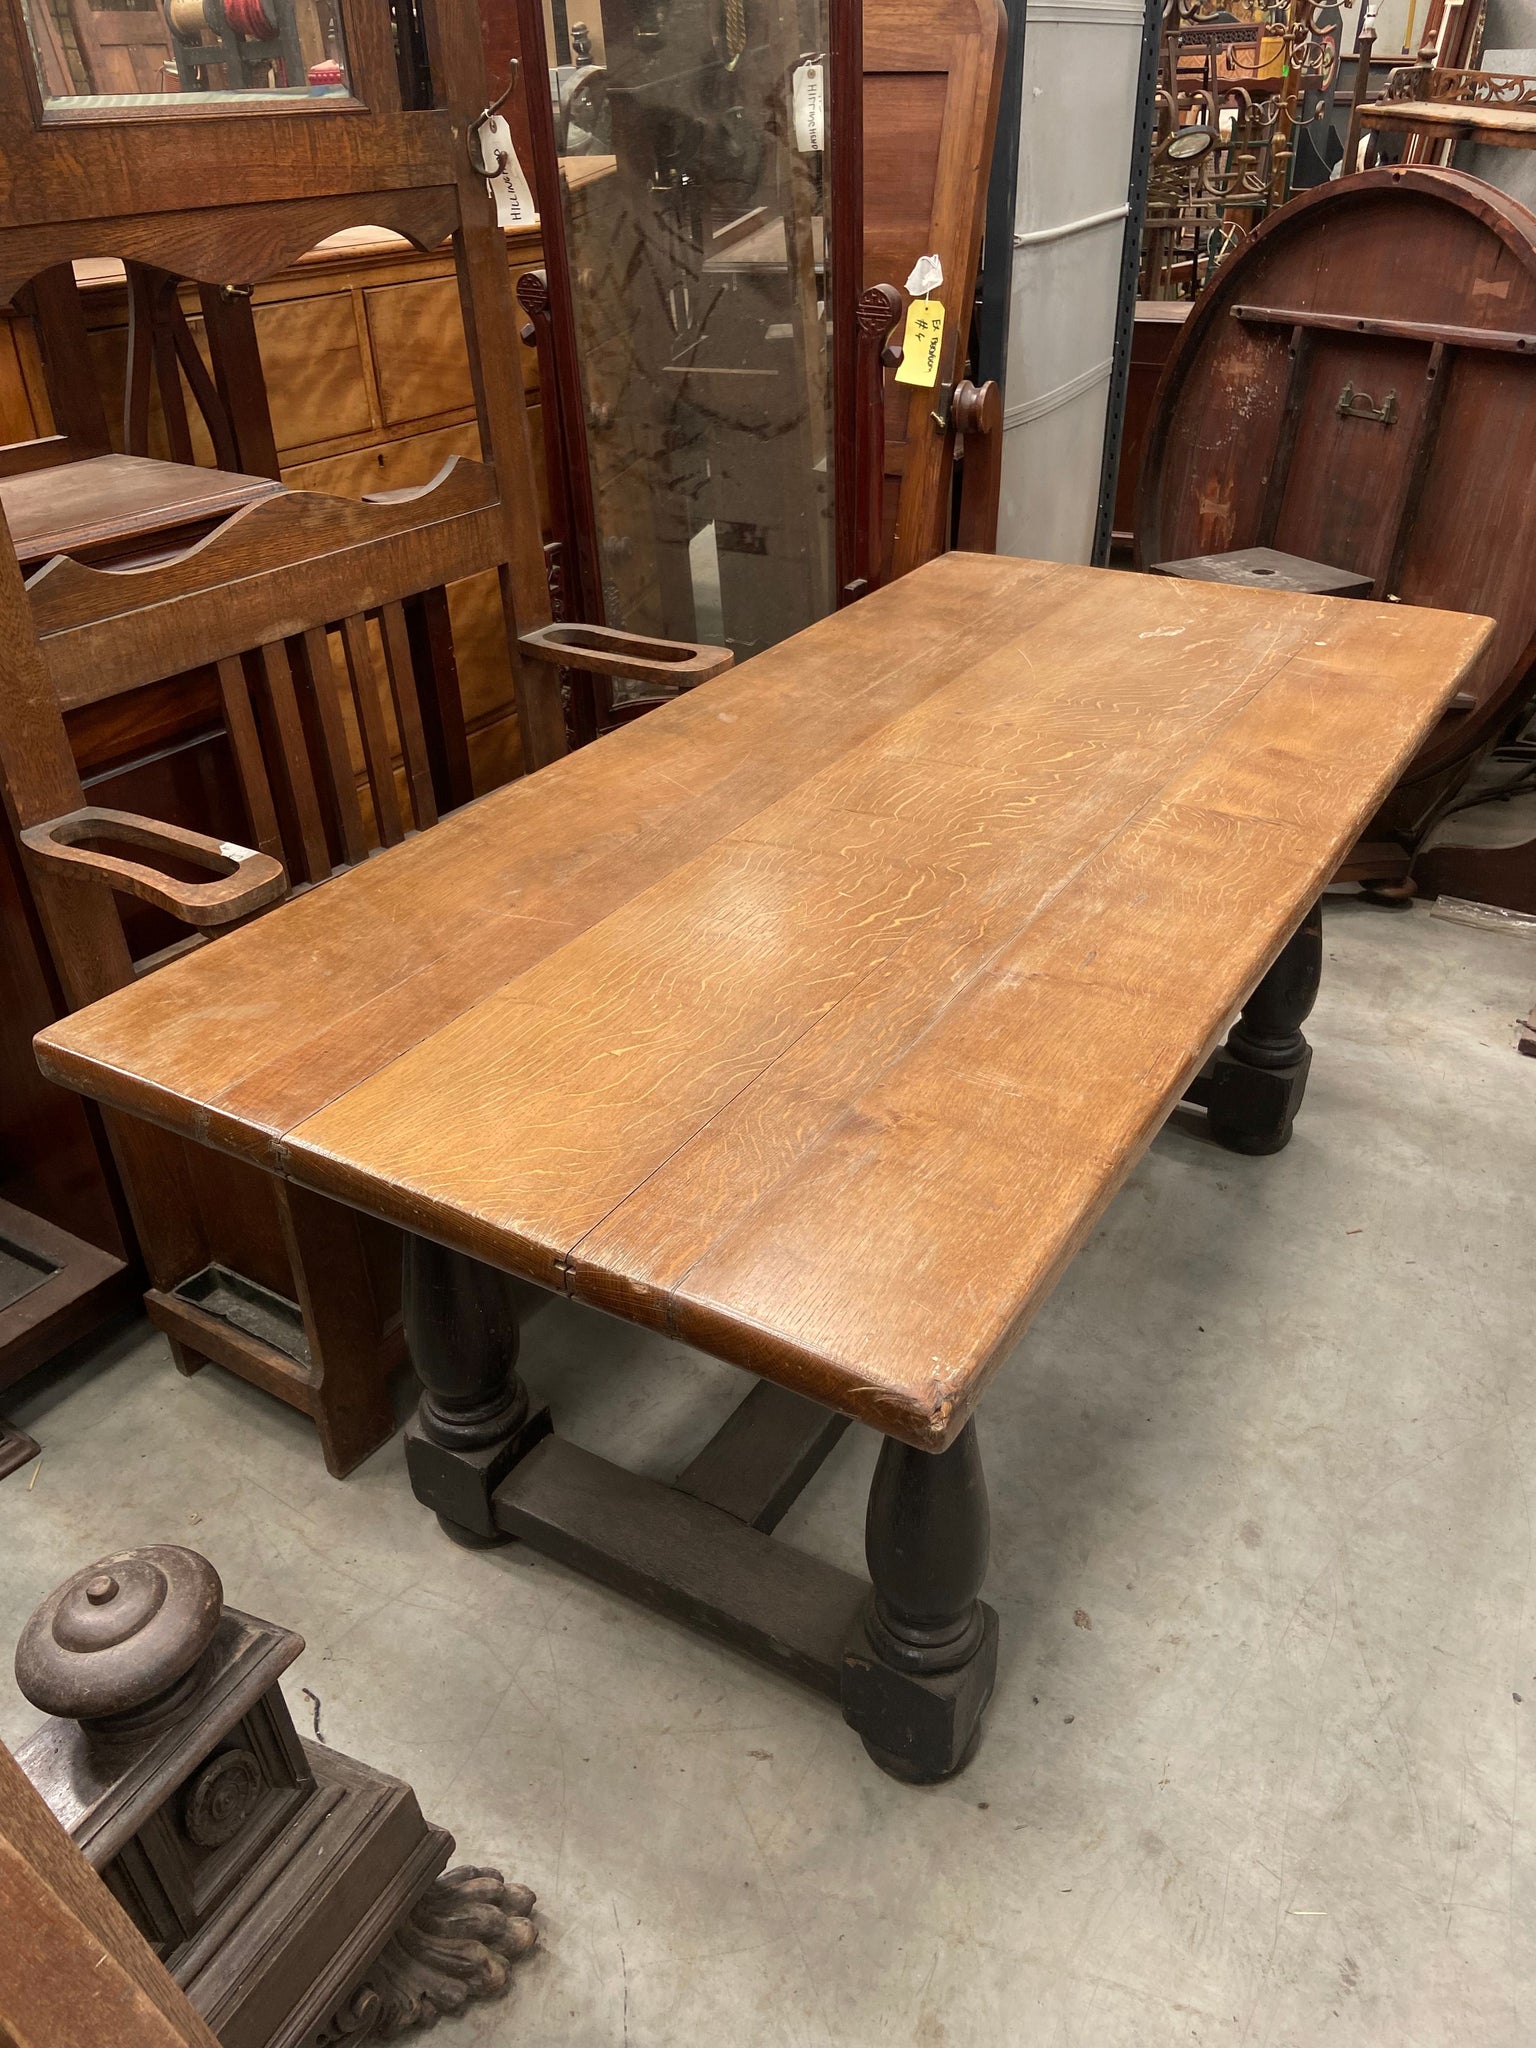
[894,296,945,388]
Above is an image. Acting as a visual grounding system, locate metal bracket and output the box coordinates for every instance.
[1336,381,1398,424]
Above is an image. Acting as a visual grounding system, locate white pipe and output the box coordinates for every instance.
[1013,203,1130,250]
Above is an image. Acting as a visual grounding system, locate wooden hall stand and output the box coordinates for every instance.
[0,0,724,1476]
[35,555,1488,1781]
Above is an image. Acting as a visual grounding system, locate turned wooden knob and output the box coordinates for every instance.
[951,379,1001,438]
[15,1547,222,1728]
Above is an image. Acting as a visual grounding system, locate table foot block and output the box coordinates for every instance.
[405,1403,551,1543]
[1193,1043,1312,1155]
[491,1435,868,1699]
[841,1602,999,1784]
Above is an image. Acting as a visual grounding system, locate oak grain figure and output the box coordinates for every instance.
[33,552,1488,1778]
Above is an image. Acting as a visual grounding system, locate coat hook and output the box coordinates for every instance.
[479,58,519,128]
[469,60,519,175]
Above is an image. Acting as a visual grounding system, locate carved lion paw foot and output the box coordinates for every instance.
[319,1866,537,2041]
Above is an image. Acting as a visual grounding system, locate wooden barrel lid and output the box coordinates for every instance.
[1137,167,1536,796]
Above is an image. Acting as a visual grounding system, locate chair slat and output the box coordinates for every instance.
[296,627,369,867]
[340,613,404,848]
[256,642,332,883]
[214,655,283,862]
[378,600,440,832]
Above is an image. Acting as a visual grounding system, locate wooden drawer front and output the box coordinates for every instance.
[253,294,374,450]
[284,420,481,500]
[365,278,477,427]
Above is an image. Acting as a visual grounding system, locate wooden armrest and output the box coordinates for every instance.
[520,622,734,689]
[21,807,287,929]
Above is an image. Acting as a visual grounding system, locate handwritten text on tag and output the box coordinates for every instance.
[894,297,945,388]
[480,115,536,228]
[791,60,825,151]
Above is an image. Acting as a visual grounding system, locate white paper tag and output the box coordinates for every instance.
[218,840,254,862]
[905,252,944,298]
[791,60,825,151]
[481,115,536,228]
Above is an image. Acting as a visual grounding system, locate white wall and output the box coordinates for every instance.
[995,0,1145,563]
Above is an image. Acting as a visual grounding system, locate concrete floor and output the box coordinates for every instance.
[3,898,1533,2047]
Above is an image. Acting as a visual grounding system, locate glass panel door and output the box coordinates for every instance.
[540,0,839,663]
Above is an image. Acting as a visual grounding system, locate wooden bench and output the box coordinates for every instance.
[32,552,1490,1782]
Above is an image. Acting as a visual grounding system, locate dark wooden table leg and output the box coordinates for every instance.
[842,1420,999,1784]
[402,1236,549,1548]
[1205,898,1324,1156]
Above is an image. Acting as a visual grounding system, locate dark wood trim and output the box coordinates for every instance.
[1232,303,1536,354]
[510,0,604,627]
[0,1195,129,1397]
[494,1434,868,1697]
[830,0,865,604]
[1379,339,1451,599]
[0,1419,41,1480]
[676,1381,851,1534]
[1255,325,1312,549]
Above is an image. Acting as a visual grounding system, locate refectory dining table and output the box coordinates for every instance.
[33,552,1490,1782]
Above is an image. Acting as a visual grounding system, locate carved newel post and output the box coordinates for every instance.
[14,1546,537,2046]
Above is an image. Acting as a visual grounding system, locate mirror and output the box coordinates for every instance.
[20,0,351,109]
[539,0,840,664]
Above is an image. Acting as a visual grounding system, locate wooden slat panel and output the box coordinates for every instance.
[213,655,283,862]
[295,627,368,868]
[340,613,403,848]
[377,601,439,831]
[255,642,331,884]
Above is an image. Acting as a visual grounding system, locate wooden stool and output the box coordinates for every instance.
[13,1546,537,2044]
[1150,545,1373,597]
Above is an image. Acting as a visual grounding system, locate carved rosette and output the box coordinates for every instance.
[315,1867,537,2044]
[183,1747,263,1846]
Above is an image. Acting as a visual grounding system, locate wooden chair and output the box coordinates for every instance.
[0,265,284,1422]
[0,0,718,1471]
